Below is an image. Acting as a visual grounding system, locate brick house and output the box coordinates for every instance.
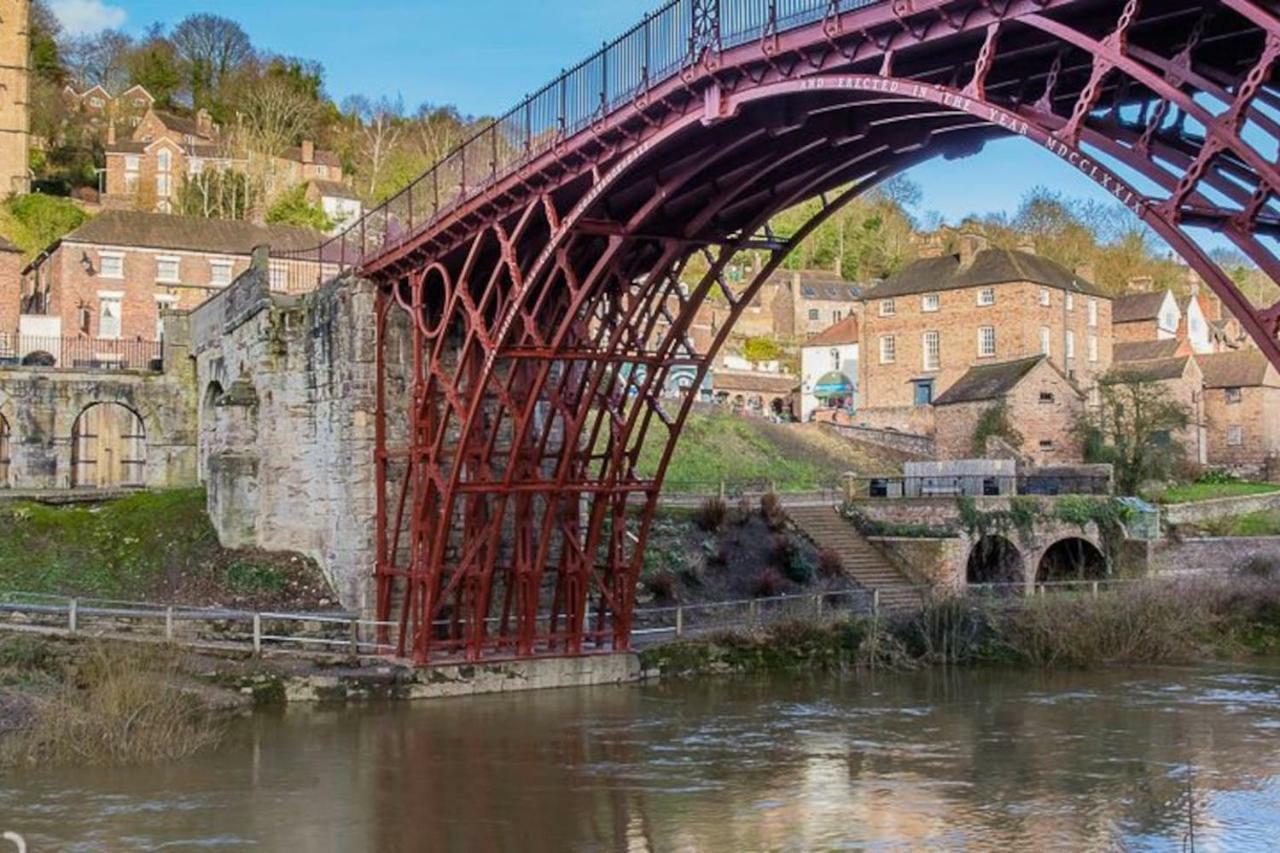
[1104,355,1207,466]
[931,356,1085,465]
[0,236,20,338]
[1113,288,1181,344]
[799,314,859,421]
[859,236,1113,416]
[16,211,322,357]
[1197,351,1280,478]
[772,270,864,339]
[0,0,31,196]
[1114,338,1191,363]
[63,83,155,137]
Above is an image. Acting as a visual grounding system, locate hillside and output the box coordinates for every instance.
[633,406,910,492]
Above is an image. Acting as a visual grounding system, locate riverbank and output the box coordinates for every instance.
[640,573,1280,678]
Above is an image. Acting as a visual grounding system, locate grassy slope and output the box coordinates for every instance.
[0,489,332,607]
[1152,481,1280,504]
[633,408,907,491]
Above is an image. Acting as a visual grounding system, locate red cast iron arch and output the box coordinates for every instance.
[272,0,1280,663]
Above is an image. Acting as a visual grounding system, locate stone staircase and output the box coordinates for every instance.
[784,504,923,612]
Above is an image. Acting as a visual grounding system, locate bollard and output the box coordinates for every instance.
[872,589,880,618]
[252,614,263,655]
[815,594,823,618]
[349,618,360,656]
[675,606,684,637]
[1091,581,1100,599]
[68,598,78,634]
[165,606,175,641]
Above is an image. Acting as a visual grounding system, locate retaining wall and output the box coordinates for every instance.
[1162,491,1280,526]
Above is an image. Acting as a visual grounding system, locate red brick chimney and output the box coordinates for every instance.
[106,123,116,146]
[301,140,315,165]
[957,230,988,269]
[196,109,213,137]
[1128,275,1154,292]
[1074,263,1095,286]
[919,234,945,258]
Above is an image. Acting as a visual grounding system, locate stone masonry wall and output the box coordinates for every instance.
[192,261,396,611]
[1148,537,1280,572]
[1162,491,1280,526]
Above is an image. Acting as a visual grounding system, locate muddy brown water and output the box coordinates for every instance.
[3,662,1280,851]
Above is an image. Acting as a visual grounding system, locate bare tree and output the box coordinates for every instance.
[414,104,469,168]
[171,14,254,106]
[345,95,405,199]
[234,77,324,203]
[64,30,134,91]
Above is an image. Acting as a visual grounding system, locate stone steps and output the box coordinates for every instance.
[784,505,922,610]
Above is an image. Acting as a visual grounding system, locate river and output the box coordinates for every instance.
[3,663,1280,851]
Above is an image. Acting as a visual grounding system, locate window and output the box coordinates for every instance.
[99,252,124,279]
[1088,298,1099,327]
[832,310,842,323]
[879,335,896,364]
[157,149,171,171]
[1066,330,1076,360]
[189,158,204,175]
[211,260,233,287]
[155,294,178,340]
[1228,426,1244,447]
[977,288,995,306]
[978,326,996,358]
[1039,440,1056,451]
[1066,293,1075,311]
[1039,392,1056,404]
[922,331,940,371]
[316,164,330,179]
[124,155,140,192]
[1088,335,1099,363]
[98,295,122,340]
[807,308,819,322]
[1039,327,1051,356]
[1039,289,1051,307]
[913,380,934,407]
[156,172,171,197]
[156,256,180,284]
[1226,387,1243,404]
[830,349,841,371]
[922,293,940,313]
[879,299,896,317]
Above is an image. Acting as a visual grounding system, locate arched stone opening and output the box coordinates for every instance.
[966,535,1025,588]
[1038,538,1108,584]
[71,402,146,489]
[199,380,225,482]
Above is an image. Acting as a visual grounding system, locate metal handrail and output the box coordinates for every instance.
[274,0,887,281]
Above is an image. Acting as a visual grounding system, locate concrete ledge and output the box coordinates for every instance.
[275,652,643,703]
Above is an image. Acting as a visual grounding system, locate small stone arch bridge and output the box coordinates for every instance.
[269,0,1280,663]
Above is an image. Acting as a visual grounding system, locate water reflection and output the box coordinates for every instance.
[3,664,1279,851]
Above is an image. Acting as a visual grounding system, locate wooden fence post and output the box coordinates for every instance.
[252,614,263,655]
[68,598,78,634]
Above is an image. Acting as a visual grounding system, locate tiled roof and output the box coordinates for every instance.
[932,356,1046,406]
[1113,291,1170,323]
[804,314,860,347]
[1106,356,1193,384]
[309,179,360,200]
[864,248,1104,300]
[1197,351,1279,388]
[713,370,799,394]
[58,210,322,256]
[154,110,213,140]
[1114,339,1186,362]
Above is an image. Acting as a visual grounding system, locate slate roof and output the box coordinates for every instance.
[0,235,20,254]
[1114,339,1186,363]
[309,179,360,200]
[713,370,800,394]
[1106,356,1193,384]
[774,270,863,301]
[46,210,322,258]
[284,146,342,168]
[804,314,859,347]
[1197,351,1279,388]
[1113,291,1170,323]
[154,110,214,140]
[863,248,1104,300]
[932,356,1046,406]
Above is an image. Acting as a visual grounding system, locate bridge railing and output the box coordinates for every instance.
[273,0,887,288]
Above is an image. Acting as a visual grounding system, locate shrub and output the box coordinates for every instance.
[760,492,786,531]
[734,495,753,525]
[817,549,844,578]
[694,496,728,532]
[784,552,816,585]
[769,533,796,567]
[1240,555,1280,579]
[750,568,786,598]
[644,570,678,602]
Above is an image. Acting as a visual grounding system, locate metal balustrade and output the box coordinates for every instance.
[272,0,887,288]
[0,334,163,372]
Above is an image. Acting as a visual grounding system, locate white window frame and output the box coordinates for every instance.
[98,251,124,280]
[977,326,996,358]
[156,255,181,284]
[922,330,940,372]
[124,155,140,174]
[922,293,940,313]
[977,288,995,306]
[316,164,330,179]
[1066,293,1075,311]
[1088,298,1099,327]
[807,308,819,322]
[210,259,234,287]
[879,299,896,317]
[879,335,896,364]
[157,148,172,172]
[1039,326,1051,356]
[1066,330,1076,360]
[156,172,172,197]
[1088,335,1099,363]
[830,348,841,371]
[1039,288,1051,307]
[97,292,123,340]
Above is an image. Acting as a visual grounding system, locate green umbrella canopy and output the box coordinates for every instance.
[813,371,854,396]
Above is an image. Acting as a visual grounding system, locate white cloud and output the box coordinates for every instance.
[50,0,127,37]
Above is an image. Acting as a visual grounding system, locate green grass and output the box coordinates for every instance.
[1151,481,1280,504]
[632,409,890,491]
[1192,510,1280,538]
[0,489,319,603]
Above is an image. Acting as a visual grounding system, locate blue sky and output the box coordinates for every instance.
[50,0,1172,237]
